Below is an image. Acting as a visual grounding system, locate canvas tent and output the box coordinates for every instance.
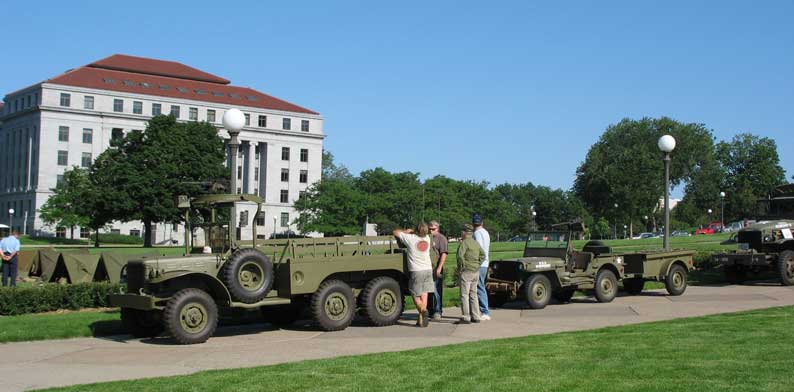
[16,250,38,278]
[61,253,102,283]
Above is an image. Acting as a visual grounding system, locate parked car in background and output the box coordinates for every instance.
[695,222,723,235]
[509,236,528,242]
[723,221,744,232]
[671,230,692,237]
[632,232,655,240]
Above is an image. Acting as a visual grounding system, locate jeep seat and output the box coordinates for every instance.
[570,251,592,271]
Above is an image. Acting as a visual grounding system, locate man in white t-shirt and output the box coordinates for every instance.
[394,222,435,327]
[472,214,491,320]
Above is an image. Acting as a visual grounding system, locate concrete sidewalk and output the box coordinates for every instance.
[2,284,793,391]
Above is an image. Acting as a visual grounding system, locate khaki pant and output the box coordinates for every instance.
[459,270,481,321]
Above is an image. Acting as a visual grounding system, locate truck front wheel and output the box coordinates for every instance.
[524,274,552,309]
[121,308,163,338]
[665,264,688,296]
[594,269,618,303]
[360,276,404,326]
[311,280,356,331]
[778,250,794,286]
[163,289,219,345]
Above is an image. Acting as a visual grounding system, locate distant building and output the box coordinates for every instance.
[0,54,324,244]
[656,197,681,212]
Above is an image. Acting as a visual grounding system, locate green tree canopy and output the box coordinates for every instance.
[39,167,91,238]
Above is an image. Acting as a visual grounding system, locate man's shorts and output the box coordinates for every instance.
[409,270,436,296]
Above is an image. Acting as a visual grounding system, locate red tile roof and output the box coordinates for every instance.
[42,55,318,115]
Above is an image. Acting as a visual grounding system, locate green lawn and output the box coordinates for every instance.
[0,310,123,343]
[43,306,794,392]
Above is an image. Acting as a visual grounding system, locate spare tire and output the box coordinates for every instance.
[220,248,274,303]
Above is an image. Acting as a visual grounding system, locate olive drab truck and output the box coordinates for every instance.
[486,221,695,309]
[110,194,408,344]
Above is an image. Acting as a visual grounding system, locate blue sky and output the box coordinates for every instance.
[2,1,792,194]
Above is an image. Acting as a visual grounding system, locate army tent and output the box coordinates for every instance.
[16,249,38,278]
[98,252,159,283]
[34,249,61,282]
[61,253,101,283]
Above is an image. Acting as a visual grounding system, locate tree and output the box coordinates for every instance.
[39,167,91,238]
[322,150,353,182]
[91,115,227,247]
[294,179,367,236]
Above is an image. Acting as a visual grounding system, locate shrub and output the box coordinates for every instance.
[0,282,125,316]
[91,233,144,245]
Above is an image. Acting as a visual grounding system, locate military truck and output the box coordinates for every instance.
[486,222,695,309]
[110,194,407,344]
[713,184,794,285]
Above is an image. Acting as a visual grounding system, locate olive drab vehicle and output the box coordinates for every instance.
[713,184,794,285]
[110,194,408,344]
[486,221,695,309]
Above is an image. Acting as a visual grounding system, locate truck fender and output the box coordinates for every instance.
[598,264,622,280]
[152,272,232,305]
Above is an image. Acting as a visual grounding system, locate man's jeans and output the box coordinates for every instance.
[2,254,17,287]
[477,266,490,316]
[428,270,444,316]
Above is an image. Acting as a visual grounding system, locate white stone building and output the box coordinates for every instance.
[0,54,324,244]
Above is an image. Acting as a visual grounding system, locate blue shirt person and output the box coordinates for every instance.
[1,231,21,287]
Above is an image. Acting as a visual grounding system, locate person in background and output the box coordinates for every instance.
[427,220,448,321]
[472,214,492,320]
[456,224,484,324]
[394,223,435,327]
[1,230,21,287]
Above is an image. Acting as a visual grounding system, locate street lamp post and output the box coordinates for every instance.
[658,135,676,250]
[8,208,14,232]
[623,224,627,239]
[222,109,245,245]
[613,203,619,240]
[531,210,537,231]
[720,191,726,231]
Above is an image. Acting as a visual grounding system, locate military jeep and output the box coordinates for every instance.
[487,222,695,309]
[110,194,407,344]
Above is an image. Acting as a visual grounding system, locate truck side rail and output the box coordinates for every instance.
[238,236,401,262]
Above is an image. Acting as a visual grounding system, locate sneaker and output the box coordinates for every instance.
[455,318,471,325]
[480,314,491,321]
[421,311,430,327]
[471,318,481,324]
[431,313,442,321]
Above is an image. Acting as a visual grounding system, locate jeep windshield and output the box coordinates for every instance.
[523,231,569,259]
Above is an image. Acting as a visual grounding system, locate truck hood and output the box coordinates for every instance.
[512,257,566,270]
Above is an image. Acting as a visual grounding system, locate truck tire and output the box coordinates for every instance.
[163,288,219,345]
[261,304,303,326]
[594,269,618,303]
[665,264,688,296]
[778,250,794,286]
[623,278,645,295]
[121,308,163,338]
[524,274,552,309]
[552,288,575,303]
[311,280,356,331]
[360,276,404,326]
[220,248,274,304]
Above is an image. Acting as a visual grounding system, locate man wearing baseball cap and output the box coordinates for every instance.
[456,224,484,324]
[472,214,491,320]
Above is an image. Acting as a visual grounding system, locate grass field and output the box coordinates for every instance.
[42,305,794,392]
[0,310,123,343]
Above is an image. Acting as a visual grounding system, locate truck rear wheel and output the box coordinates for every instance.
[360,276,404,326]
[524,274,552,309]
[311,280,356,331]
[552,288,575,303]
[623,278,644,295]
[164,288,219,345]
[121,308,163,338]
[665,264,688,296]
[220,248,274,304]
[594,269,618,303]
[778,250,794,286]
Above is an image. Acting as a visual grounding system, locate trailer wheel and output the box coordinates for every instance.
[552,288,575,303]
[623,278,645,295]
[724,266,746,284]
[594,269,618,303]
[311,280,355,331]
[121,308,163,338]
[163,288,218,345]
[220,248,274,304]
[665,264,688,296]
[524,274,552,309]
[261,304,303,326]
[360,276,404,326]
[778,250,794,286]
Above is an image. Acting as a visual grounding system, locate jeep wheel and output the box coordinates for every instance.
[360,276,404,326]
[623,278,645,295]
[524,274,552,309]
[164,289,219,345]
[594,269,618,303]
[121,308,163,338]
[220,248,274,304]
[261,304,303,326]
[724,266,746,284]
[778,250,794,286]
[311,280,355,331]
[665,264,688,296]
[552,288,575,303]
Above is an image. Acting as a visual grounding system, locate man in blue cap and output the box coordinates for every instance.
[472,214,491,320]
[1,230,21,287]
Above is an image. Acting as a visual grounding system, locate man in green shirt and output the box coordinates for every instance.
[456,224,485,324]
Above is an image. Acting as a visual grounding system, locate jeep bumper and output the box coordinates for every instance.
[109,293,159,310]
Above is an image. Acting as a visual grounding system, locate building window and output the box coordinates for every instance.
[237,166,243,180]
[152,103,162,116]
[130,229,141,237]
[80,228,90,239]
[207,109,216,122]
[254,167,259,181]
[300,148,308,162]
[256,213,265,227]
[133,101,143,114]
[26,96,31,107]
[56,174,64,187]
[84,96,94,109]
[81,152,92,168]
[189,107,198,121]
[170,105,180,118]
[113,99,124,112]
[60,93,71,107]
[300,170,308,183]
[280,190,289,203]
[111,128,124,142]
[57,150,68,166]
[281,168,289,182]
[244,114,250,126]
[237,187,242,194]
[56,227,66,238]
[258,115,267,127]
[301,120,309,132]
[281,212,289,227]
[281,147,290,161]
[58,126,69,142]
[282,118,291,130]
[82,128,93,144]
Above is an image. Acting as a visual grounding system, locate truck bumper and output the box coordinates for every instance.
[713,252,769,267]
[109,293,159,310]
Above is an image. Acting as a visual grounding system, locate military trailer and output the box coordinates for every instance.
[486,222,695,309]
[713,184,794,285]
[110,194,407,344]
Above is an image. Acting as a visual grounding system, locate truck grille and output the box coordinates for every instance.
[737,230,762,252]
[125,260,146,293]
